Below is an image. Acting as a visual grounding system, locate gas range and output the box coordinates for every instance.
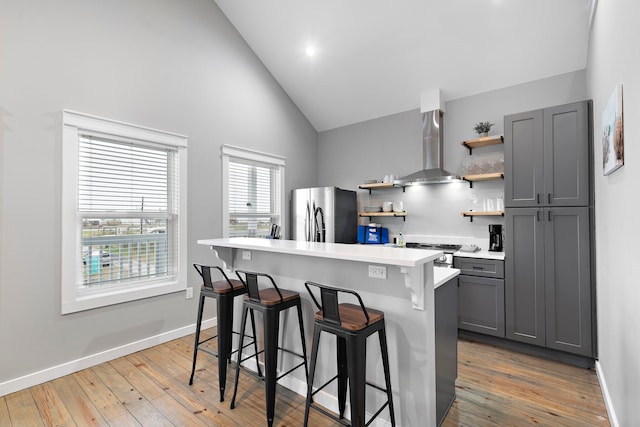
[405,242,462,268]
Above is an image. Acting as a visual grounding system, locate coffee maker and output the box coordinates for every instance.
[489,224,503,252]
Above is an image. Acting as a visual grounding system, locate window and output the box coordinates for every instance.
[221,145,285,238]
[61,110,187,314]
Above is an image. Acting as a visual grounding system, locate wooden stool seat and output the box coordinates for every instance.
[207,278,245,293]
[246,288,300,305]
[315,303,385,331]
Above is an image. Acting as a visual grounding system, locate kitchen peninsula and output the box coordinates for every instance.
[197,237,460,426]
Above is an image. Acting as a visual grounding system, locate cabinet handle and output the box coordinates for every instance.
[548,210,552,221]
[537,193,541,204]
[536,210,541,221]
[472,266,484,270]
[548,193,552,204]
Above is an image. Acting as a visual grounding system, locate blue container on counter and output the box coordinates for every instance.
[357,225,389,244]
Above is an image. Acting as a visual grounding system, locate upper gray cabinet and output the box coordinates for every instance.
[505,101,591,208]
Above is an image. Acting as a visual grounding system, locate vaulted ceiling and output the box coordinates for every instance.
[215,0,595,131]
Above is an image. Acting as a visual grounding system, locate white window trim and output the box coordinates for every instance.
[221,145,286,238]
[61,110,188,314]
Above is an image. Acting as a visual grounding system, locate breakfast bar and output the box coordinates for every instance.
[197,237,459,426]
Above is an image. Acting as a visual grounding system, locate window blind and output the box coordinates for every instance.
[79,136,175,213]
[228,158,281,237]
[78,135,179,287]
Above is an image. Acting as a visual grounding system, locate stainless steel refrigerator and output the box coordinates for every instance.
[291,187,357,243]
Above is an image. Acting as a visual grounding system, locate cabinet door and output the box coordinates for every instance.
[505,109,544,207]
[505,208,545,346]
[458,275,505,337]
[544,207,593,356]
[543,101,591,206]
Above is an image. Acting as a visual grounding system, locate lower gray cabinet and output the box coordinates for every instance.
[454,257,505,338]
[505,207,593,357]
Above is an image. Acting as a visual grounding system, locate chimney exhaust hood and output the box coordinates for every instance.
[394,109,462,186]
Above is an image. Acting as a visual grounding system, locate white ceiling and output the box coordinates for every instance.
[214,0,594,131]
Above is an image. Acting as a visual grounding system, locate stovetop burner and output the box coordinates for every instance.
[405,243,462,253]
[405,243,462,268]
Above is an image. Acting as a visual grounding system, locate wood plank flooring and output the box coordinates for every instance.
[1,332,609,426]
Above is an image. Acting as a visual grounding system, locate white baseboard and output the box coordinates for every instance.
[595,360,619,427]
[0,317,217,397]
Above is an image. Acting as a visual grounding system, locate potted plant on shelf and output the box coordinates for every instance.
[473,121,494,138]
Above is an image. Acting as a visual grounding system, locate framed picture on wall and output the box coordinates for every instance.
[602,83,624,176]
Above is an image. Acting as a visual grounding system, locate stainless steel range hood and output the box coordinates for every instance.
[394,109,462,186]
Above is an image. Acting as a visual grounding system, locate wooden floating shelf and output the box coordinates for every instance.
[462,172,504,188]
[461,135,504,154]
[358,182,405,193]
[461,211,504,222]
[359,211,407,221]
[359,182,394,190]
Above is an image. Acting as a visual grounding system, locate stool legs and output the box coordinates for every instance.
[188,292,244,402]
[230,305,250,410]
[232,300,308,427]
[216,293,235,402]
[304,325,322,427]
[296,303,310,383]
[336,336,348,419]
[188,293,206,386]
[346,334,367,427]
[379,326,396,426]
[263,308,280,427]
[304,324,396,427]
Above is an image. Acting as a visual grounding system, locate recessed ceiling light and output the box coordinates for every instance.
[305,46,316,57]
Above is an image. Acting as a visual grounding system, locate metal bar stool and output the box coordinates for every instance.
[188,264,261,402]
[303,281,396,427]
[230,270,309,427]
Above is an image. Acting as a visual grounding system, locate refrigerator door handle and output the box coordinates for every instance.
[311,201,317,242]
[305,201,311,241]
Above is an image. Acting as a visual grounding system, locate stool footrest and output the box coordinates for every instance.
[235,363,265,381]
[365,402,390,427]
[275,361,306,382]
[198,347,220,359]
[308,403,350,426]
[196,334,217,347]
[196,333,258,360]
[239,348,264,365]
[365,381,388,394]
[310,374,339,398]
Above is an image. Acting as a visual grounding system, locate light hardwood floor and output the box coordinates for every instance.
[0,332,609,426]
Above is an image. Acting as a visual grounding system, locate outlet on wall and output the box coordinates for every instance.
[185,287,194,299]
[368,265,387,280]
[242,250,252,260]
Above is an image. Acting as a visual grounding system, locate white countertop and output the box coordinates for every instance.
[434,267,460,289]
[453,250,505,260]
[197,237,443,267]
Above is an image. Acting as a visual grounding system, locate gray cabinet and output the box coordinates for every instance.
[505,207,593,356]
[505,208,546,346]
[505,101,591,208]
[455,257,505,338]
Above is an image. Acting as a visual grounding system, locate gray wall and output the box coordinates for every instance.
[0,0,317,385]
[587,1,640,424]
[318,70,587,245]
